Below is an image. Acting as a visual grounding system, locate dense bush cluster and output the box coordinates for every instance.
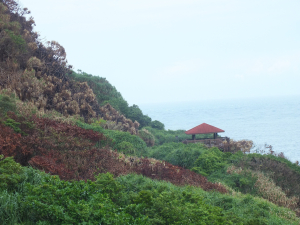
[0,94,16,116]
[1,1,300,224]
[147,141,300,216]
[76,121,148,156]
[145,126,214,146]
[1,157,299,224]
[0,0,152,126]
[138,128,155,147]
[237,153,300,201]
[0,110,227,191]
[68,71,154,128]
[0,0,103,122]
[99,103,140,135]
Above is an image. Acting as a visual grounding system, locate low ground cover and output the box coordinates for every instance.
[1,156,299,225]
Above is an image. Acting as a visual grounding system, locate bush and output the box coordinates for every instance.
[103,130,147,156]
[191,147,227,176]
[138,128,155,147]
[148,142,208,169]
[21,174,145,224]
[4,29,27,53]
[144,127,189,145]
[0,155,23,191]
[1,156,299,225]
[0,94,16,116]
[144,126,214,146]
[67,71,126,108]
[238,153,300,199]
[117,174,300,225]
[67,71,153,127]
[3,118,27,135]
[116,174,232,224]
[126,105,151,128]
[76,120,148,156]
[115,141,136,155]
[150,120,164,130]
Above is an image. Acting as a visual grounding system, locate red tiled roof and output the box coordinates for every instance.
[185,123,225,135]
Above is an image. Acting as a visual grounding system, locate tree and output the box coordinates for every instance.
[151,120,165,130]
[126,104,151,128]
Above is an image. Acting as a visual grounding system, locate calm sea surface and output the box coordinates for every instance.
[140,96,300,163]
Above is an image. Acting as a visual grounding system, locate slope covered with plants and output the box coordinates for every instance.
[1,0,300,224]
[0,0,144,136]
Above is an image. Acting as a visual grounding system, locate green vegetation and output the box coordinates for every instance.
[68,71,152,127]
[0,94,16,116]
[76,121,148,156]
[192,147,227,177]
[1,0,300,223]
[126,104,151,128]
[1,87,300,223]
[1,156,299,225]
[4,29,27,53]
[0,155,23,192]
[144,126,214,145]
[3,118,23,134]
[150,120,165,130]
[67,71,127,112]
[148,142,207,168]
[138,128,155,147]
[147,141,300,215]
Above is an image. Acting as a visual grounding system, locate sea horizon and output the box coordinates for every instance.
[140,95,300,163]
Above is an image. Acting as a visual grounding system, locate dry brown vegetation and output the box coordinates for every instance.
[227,165,300,215]
[219,139,253,154]
[99,103,139,134]
[0,0,139,130]
[138,128,155,147]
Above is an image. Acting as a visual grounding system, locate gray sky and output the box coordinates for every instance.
[20,0,300,104]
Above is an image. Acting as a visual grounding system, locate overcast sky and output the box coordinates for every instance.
[20,0,300,105]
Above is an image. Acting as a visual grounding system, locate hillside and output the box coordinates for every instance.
[1,1,300,224]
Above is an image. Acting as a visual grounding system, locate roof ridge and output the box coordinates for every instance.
[185,123,224,135]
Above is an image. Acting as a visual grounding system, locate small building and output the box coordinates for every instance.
[183,123,229,146]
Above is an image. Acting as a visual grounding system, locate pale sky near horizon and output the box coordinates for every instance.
[20,0,300,105]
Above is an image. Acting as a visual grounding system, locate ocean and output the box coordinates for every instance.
[140,96,300,163]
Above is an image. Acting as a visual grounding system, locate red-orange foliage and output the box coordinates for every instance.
[0,112,227,193]
[0,112,106,164]
[132,158,226,193]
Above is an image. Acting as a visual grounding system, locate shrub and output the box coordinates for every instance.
[67,71,126,109]
[117,174,300,225]
[220,139,253,154]
[3,118,25,135]
[115,141,136,155]
[239,154,300,198]
[1,157,299,224]
[144,127,213,146]
[0,112,107,178]
[117,174,230,224]
[225,165,259,194]
[191,147,227,176]
[144,127,189,145]
[76,119,147,156]
[0,94,16,116]
[0,155,23,191]
[126,104,151,128]
[165,143,208,169]
[103,130,147,156]
[21,174,144,224]
[227,165,300,214]
[138,128,155,147]
[150,120,164,130]
[148,142,207,169]
[4,29,27,53]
